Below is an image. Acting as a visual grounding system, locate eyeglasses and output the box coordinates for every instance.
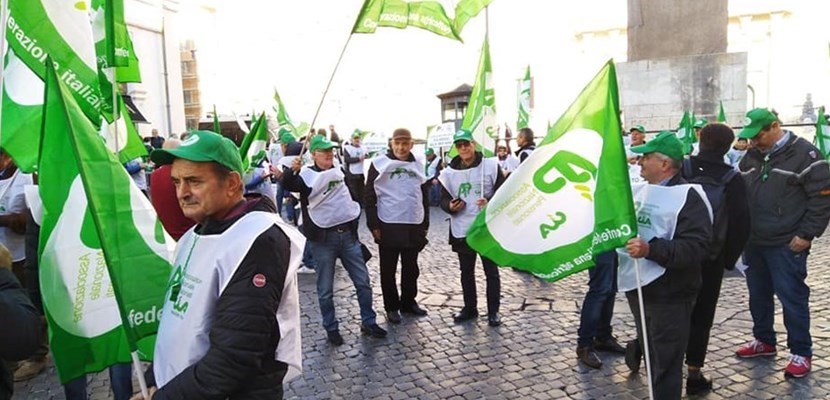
[455,141,473,148]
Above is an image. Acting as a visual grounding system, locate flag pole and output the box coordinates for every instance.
[112,68,120,159]
[131,352,150,399]
[300,33,354,156]
[633,259,655,400]
[481,6,490,200]
[0,0,9,137]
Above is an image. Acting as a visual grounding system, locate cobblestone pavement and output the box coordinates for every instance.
[13,208,830,399]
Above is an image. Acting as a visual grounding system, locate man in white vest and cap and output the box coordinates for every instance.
[618,131,712,400]
[342,131,367,206]
[282,135,387,346]
[439,129,506,327]
[365,128,430,324]
[140,130,303,399]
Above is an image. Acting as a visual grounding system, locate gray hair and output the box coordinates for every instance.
[653,152,682,170]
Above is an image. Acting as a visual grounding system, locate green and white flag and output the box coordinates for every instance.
[98,95,148,164]
[677,110,694,154]
[717,101,726,123]
[466,60,637,281]
[517,65,531,130]
[453,37,497,156]
[1,49,43,173]
[352,0,461,41]
[273,89,306,138]
[453,0,493,38]
[240,112,270,171]
[39,60,173,383]
[815,106,830,159]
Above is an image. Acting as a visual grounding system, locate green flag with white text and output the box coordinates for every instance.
[453,37,497,156]
[453,0,493,36]
[240,112,270,171]
[352,0,461,41]
[517,65,531,130]
[466,60,637,281]
[39,60,173,383]
[815,106,830,159]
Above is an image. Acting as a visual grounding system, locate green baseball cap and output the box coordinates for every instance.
[629,130,685,161]
[453,129,474,143]
[352,130,362,139]
[150,130,243,174]
[425,148,435,156]
[694,118,709,129]
[739,108,778,139]
[309,134,338,152]
[630,125,645,133]
[279,132,296,144]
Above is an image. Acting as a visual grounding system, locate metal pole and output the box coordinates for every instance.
[0,0,9,140]
[161,16,173,136]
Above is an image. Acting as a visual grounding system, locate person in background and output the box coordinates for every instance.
[726,138,748,167]
[342,131,367,206]
[149,128,165,150]
[150,138,196,241]
[124,157,148,197]
[424,148,442,206]
[496,142,519,176]
[515,128,535,163]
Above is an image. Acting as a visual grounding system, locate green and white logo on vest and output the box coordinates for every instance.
[323,179,343,195]
[390,167,418,179]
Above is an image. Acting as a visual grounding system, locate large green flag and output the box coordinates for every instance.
[717,101,727,123]
[815,106,830,159]
[39,60,173,383]
[453,0,493,36]
[466,60,637,281]
[240,112,270,171]
[517,65,531,130]
[1,49,43,172]
[352,0,461,41]
[452,37,497,156]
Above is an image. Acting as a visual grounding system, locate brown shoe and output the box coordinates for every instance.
[576,346,602,369]
[13,357,47,382]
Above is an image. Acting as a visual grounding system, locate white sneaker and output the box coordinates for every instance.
[297,265,316,274]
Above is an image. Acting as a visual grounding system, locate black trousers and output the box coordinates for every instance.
[346,175,365,206]
[686,260,725,367]
[627,291,694,400]
[379,247,420,312]
[457,252,500,316]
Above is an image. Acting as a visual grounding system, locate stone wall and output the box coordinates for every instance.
[627,0,728,61]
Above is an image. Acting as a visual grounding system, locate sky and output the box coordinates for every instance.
[178,0,628,139]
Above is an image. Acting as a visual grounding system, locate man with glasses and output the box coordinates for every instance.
[735,108,830,378]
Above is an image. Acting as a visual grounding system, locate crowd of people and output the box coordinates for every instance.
[2,107,829,399]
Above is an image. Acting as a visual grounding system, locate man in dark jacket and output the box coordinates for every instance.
[683,123,751,395]
[365,128,430,324]
[439,129,506,327]
[142,130,303,399]
[282,135,387,346]
[735,108,830,379]
[0,243,41,400]
[514,127,536,163]
[621,131,712,400]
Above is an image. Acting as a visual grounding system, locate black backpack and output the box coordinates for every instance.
[681,158,738,261]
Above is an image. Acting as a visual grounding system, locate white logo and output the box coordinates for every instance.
[182,135,200,147]
[743,117,752,126]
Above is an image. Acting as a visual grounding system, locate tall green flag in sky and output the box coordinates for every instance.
[466,60,637,281]
[273,89,307,138]
[352,0,461,41]
[453,0,493,35]
[38,60,173,383]
[213,104,221,133]
[517,65,531,130]
[240,112,270,171]
[717,101,727,123]
[452,36,497,156]
[815,106,830,159]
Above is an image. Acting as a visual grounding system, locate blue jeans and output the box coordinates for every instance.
[309,229,377,332]
[428,181,441,206]
[299,224,315,269]
[577,251,618,347]
[744,244,812,357]
[64,363,132,400]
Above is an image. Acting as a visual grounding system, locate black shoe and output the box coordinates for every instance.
[576,346,602,369]
[487,313,502,327]
[625,340,642,373]
[327,330,344,346]
[360,323,388,338]
[401,303,428,316]
[686,373,713,396]
[386,311,401,324]
[453,308,479,323]
[594,336,626,354]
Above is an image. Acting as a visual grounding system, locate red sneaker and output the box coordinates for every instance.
[784,354,811,378]
[735,339,777,358]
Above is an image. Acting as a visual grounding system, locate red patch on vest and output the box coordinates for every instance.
[252,274,266,288]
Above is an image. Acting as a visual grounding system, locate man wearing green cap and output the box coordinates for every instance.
[735,108,830,378]
[144,130,303,399]
[439,129,506,327]
[283,134,387,346]
[626,125,646,162]
[342,131,367,206]
[690,118,709,155]
[618,131,712,399]
[243,149,276,206]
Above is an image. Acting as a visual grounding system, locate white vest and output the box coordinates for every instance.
[343,144,366,175]
[617,183,710,292]
[299,166,360,228]
[425,157,440,180]
[154,211,304,387]
[438,157,500,238]
[0,170,33,262]
[372,156,426,225]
